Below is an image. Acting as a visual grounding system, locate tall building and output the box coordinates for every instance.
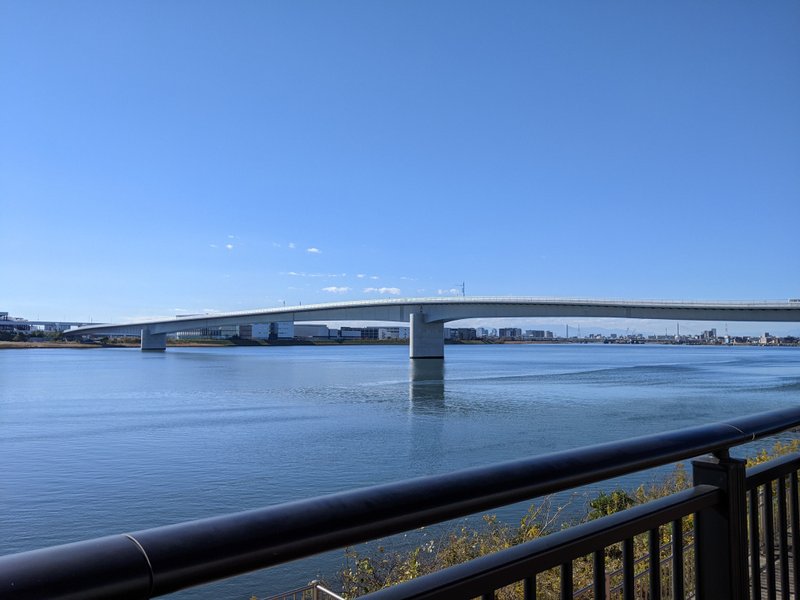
[498,328,522,339]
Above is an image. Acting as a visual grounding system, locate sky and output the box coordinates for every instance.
[1,1,799,335]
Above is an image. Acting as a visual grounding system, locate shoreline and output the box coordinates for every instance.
[2,339,797,350]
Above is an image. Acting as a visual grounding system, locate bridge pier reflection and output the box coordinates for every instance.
[409,358,445,471]
[409,358,445,404]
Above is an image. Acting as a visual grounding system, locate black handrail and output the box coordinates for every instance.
[3,406,800,599]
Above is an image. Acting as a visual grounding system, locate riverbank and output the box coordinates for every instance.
[2,338,797,350]
[0,339,408,349]
[0,340,236,349]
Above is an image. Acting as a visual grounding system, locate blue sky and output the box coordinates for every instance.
[1,2,798,334]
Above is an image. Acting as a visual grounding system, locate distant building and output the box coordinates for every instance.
[361,327,379,340]
[239,324,271,340]
[498,327,522,339]
[175,325,239,340]
[378,327,409,340]
[271,322,294,339]
[0,312,30,333]
[294,324,330,339]
[449,328,477,341]
[523,330,554,340]
[239,322,294,340]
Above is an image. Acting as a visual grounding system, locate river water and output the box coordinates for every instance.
[2,344,799,598]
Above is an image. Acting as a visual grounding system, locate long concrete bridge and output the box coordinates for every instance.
[64,296,800,358]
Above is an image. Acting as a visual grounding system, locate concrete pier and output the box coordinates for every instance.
[141,328,166,351]
[409,313,444,359]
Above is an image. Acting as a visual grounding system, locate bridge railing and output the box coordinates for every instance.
[2,407,800,599]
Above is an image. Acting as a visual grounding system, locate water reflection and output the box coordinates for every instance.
[409,359,445,472]
[408,359,445,406]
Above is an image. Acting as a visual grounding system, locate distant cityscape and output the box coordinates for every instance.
[2,311,798,346]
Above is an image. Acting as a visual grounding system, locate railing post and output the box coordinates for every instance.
[692,451,748,600]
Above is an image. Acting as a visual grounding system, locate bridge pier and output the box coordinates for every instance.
[409,313,444,359]
[141,328,166,351]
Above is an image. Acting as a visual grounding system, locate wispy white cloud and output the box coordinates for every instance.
[322,286,351,293]
[288,242,296,249]
[209,244,218,248]
[272,242,281,248]
[225,244,234,250]
[307,247,321,254]
[370,275,379,280]
[284,271,344,278]
[227,234,236,239]
[437,288,460,295]
[356,274,366,279]
[364,287,401,295]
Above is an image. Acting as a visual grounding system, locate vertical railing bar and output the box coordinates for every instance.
[523,575,536,600]
[593,549,606,600]
[648,528,661,600]
[622,537,634,600]
[560,561,573,600]
[750,486,762,600]
[765,482,777,600]
[672,519,684,599]
[778,476,790,599]
[791,472,800,600]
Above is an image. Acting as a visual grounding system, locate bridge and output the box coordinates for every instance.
[64,296,800,357]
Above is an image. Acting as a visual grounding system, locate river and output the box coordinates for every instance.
[2,344,799,598]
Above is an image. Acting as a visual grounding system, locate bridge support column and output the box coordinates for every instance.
[409,313,444,359]
[141,328,166,351]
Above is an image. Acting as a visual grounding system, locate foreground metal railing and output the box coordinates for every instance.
[746,453,800,599]
[3,406,800,599]
[261,580,345,600]
[572,539,695,599]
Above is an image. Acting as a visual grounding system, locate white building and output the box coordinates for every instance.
[378,327,409,340]
[272,321,294,339]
